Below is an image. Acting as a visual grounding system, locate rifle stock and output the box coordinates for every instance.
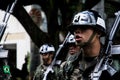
[90,11,120,80]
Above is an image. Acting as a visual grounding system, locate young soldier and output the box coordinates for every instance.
[33,43,60,80]
[63,10,120,80]
[59,34,81,80]
[66,34,81,61]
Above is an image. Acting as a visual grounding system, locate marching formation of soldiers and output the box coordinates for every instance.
[32,10,120,80]
[0,2,120,80]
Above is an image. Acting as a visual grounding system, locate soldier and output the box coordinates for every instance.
[59,34,81,80]
[66,34,81,61]
[33,43,60,80]
[64,10,120,80]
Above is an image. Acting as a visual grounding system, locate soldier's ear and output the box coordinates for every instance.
[95,32,101,38]
[94,29,102,37]
[97,32,101,37]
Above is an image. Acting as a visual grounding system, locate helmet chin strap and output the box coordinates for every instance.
[76,31,97,47]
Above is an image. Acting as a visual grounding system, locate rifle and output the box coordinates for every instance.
[0,0,17,41]
[42,32,71,80]
[0,0,18,79]
[90,11,120,80]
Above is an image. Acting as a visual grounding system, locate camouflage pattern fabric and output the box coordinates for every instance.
[59,60,82,80]
[59,52,98,80]
[33,64,60,80]
[59,55,120,80]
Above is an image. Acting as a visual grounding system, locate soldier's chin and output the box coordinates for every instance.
[43,62,49,66]
[76,41,82,46]
[43,60,48,64]
[76,42,86,47]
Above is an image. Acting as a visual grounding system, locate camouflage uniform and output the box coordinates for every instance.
[60,51,120,80]
[60,61,82,80]
[33,63,60,80]
[59,52,82,80]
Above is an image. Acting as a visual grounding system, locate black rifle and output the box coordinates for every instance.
[0,0,17,41]
[90,11,120,80]
[42,32,71,80]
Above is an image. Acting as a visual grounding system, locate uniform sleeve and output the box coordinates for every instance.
[58,61,67,80]
[33,65,44,80]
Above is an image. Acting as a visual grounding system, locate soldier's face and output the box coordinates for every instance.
[68,44,80,55]
[73,27,94,46]
[42,53,49,62]
[41,53,53,65]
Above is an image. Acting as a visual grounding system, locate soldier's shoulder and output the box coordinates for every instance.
[35,64,44,71]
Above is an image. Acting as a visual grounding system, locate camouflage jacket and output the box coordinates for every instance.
[59,52,120,80]
[33,64,60,80]
[59,52,83,80]
[59,61,82,80]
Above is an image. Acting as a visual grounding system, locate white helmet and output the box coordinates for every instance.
[69,10,106,36]
[67,34,76,43]
[39,44,55,54]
